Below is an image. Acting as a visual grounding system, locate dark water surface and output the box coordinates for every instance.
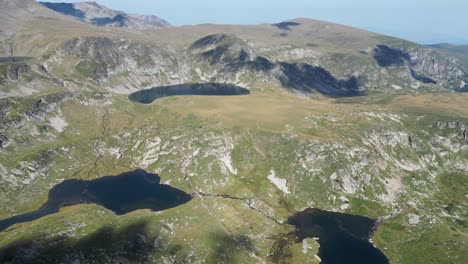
[273,208,389,264]
[0,57,32,63]
[0,170,192,232]
[128,83,250,104]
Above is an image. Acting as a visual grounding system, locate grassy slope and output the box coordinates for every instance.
[1,87,467,263]
[0,3,467,263]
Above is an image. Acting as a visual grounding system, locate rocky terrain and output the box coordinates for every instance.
[0,1,467,264]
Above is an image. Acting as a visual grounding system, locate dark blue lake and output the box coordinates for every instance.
[0,170,192,232]
[271,208,389,264]
[128,83,250,104]
[289,208,389,264]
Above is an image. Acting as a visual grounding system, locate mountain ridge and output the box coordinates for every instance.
[39,1,170,29]
[1,12,467,97]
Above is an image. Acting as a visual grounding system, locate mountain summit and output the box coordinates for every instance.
[40,1,170,29]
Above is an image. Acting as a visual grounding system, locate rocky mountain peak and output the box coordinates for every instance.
[189,34,255,65]
[39,1,170,29]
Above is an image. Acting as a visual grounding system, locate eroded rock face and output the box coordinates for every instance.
[0,97,14,115]
[435,121,468,143]
[41,33,468,96]
[276,62,365,96]
[6,63,31,80]
[47,37,179,92]
[0,63,32,85]
[372,44,467,91]
[409,48,467,89]
[1,91,73,130]
[24,92,74,121]
[436,121,466,130]
[189,36,466,95]
[0,134,11,149]
[187,34,365,96]
[0,91,74,150]
[46,35,367,96]
[0,62,63,97]
[189,34,255,65]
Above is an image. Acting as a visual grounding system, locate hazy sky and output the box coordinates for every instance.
[42,0,468,44]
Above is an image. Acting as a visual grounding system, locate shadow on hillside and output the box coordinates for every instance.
[91,14,126,27]
[230,55,365,97]
[40,2,86,19]
[0,220,165,263]
[1,223,258,263]
[410,69,437,84]
[373,45,411,67]
[208,231,255,263]
[272,22,301,30]
[277,62,365,97]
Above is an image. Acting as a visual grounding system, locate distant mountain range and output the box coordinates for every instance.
[429,43,468,52]
[428,43,468,66]
[1,0,467,97]
[40,1,170,29]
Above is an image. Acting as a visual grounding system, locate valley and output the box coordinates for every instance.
[0,1,467,263]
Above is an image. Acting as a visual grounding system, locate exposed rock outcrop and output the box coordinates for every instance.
[187,34,365,96]
[373,44,467,91]
[189,34,255,65]
[435,121,468,143]
[0,134,11,149]
[0,63,33,86]
[38,31,468,97]
[0,62,63,97]
[47,37,179,92]
[0,91,74,149]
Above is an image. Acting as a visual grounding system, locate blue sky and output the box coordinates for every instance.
[42,0,468,44]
